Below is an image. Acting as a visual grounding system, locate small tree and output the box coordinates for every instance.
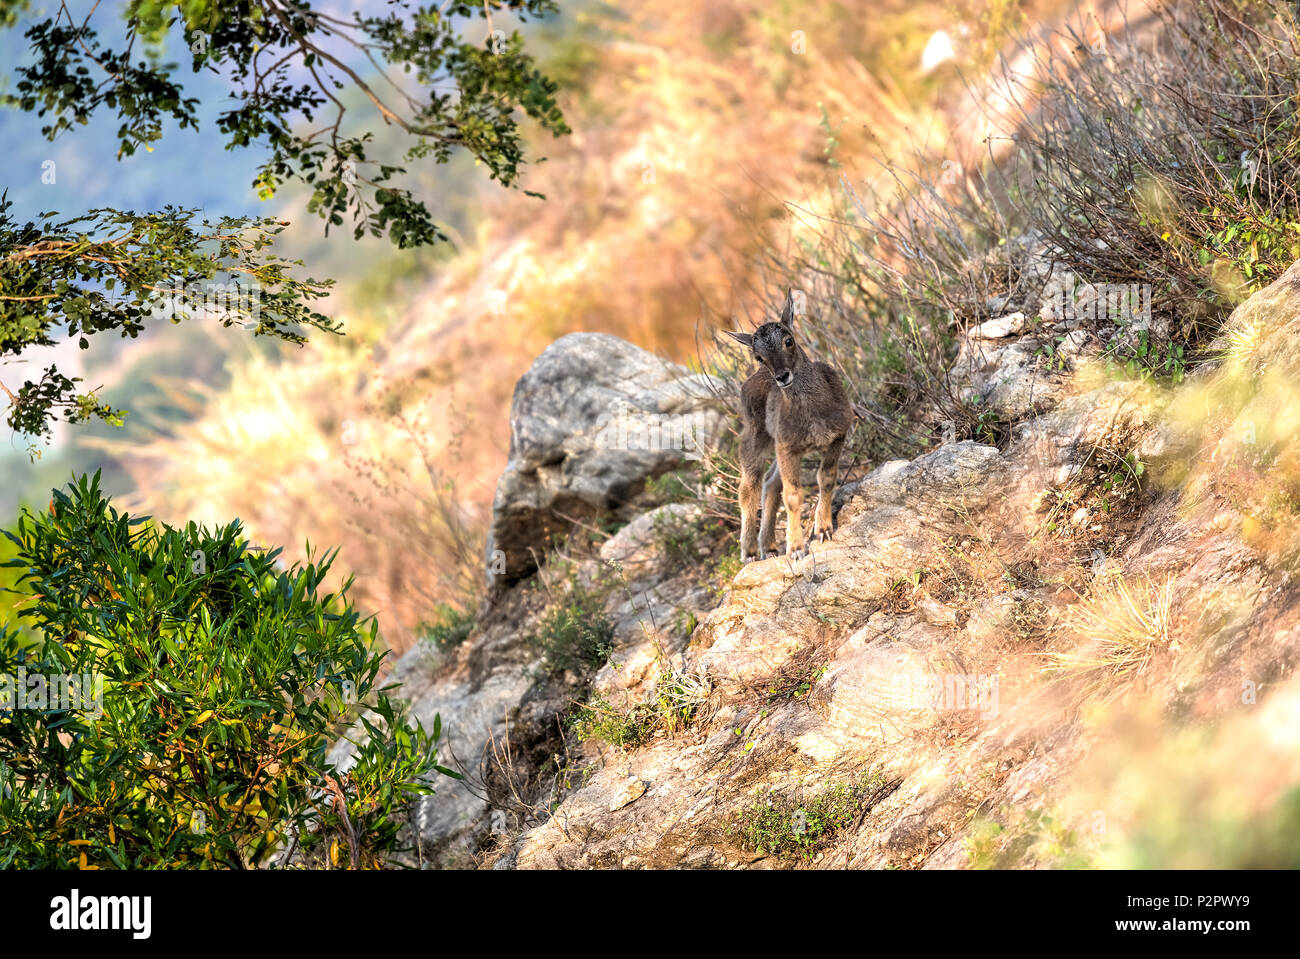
[0,472,455,869]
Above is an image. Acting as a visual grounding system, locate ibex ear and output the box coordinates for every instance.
[723,330,754,347]
[780,288,798,328]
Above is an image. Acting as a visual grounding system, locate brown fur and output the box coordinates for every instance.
[725,290,855,561]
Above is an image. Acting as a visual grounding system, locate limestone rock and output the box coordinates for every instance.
[971,312,1027,339]
[487,333,723,585]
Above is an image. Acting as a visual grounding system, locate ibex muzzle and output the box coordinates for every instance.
[725,289,855,562]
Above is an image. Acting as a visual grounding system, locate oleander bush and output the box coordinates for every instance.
[0,472,455,869]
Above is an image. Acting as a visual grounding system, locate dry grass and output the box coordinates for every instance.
[1045,570,1177,699]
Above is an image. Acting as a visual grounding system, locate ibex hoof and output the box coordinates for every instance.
[814,529,833,544]
[787,547,807,561]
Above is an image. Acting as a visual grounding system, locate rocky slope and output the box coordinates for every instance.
[360,260,1300,869]
[114,0,1092,656]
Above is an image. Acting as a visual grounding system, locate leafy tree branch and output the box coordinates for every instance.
[6,0,570,246]
[0,196,335,438]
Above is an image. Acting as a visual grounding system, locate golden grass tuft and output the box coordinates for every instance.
[1221,315,1264,365]
[1045,571,1177,700]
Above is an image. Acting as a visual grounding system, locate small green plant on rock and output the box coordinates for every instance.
[711,553,743,593]
[571,694,657,749]
[650,664,710,733]
[733,769,890,861]
[651,508,705,567]
[419,602,476,654]
[572,664,710,748]
[1103,328,1187,385]
[528,576,615,677]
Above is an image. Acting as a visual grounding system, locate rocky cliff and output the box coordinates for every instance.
[366,260,1300,869]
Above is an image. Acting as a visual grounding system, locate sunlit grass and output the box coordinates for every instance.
[1045,572,1177,700]
[1221,315,1263,364]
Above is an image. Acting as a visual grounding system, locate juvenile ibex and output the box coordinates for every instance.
[725,290,854,562]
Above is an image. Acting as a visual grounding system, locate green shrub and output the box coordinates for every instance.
[528,577,615,677]
[0,472,455,869]
[571,694,656,749]
[419,602,476,653]
[643,471,695,505]
[571,665,709,748]
[733,769,889,861]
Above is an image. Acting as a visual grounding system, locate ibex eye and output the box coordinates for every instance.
[784,337,794,348]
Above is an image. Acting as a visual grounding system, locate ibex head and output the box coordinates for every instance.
[724,289,805,389]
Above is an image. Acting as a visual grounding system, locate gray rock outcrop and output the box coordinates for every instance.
[487,333,724,584]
